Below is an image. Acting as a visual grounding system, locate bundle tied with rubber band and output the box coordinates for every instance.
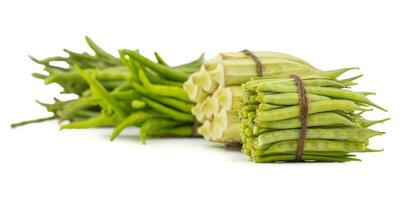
[183,50,378,147]
[240,66,388,162]
[184,50,329,145]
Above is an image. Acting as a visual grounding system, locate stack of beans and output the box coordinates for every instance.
[183,51,322,145]
[240,74,388,162]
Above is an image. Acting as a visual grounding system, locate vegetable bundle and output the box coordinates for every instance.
[183,52,356,146]
[240,73,388,162]
[13,36,388,162]
[13,37,204,143]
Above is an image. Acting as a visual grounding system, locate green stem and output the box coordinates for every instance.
[11,116,56,128]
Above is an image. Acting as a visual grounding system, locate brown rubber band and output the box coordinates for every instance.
[242,49,263,77]
[290,74,309,161]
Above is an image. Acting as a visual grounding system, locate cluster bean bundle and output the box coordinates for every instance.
[183,51,357,146]
[240,72,389,162]
[12,37,205,143]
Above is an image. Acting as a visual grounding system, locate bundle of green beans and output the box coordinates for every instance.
[12,37,204,143]
[183,52,361,146]
[240,74,388,162]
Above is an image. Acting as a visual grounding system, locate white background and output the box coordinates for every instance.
[0,0,405,199]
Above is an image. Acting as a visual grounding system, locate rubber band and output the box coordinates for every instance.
[290,74,309,161]
[242,49,263,77]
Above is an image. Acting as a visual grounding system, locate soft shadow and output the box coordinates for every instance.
[207,143,242,152]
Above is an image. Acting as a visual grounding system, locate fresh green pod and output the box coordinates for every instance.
[256,84,386,111]
[255,112,360,129]
[255,128,383,149]
[256,93,330,105]
[256,100,364,122]
[257,139,370,155]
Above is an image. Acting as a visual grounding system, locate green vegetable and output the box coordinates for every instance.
[240,75,387,162]
[184,51,325,145]
[13,37,202,143]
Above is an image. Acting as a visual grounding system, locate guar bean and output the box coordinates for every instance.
[254,154,360,163]
[110,111,163,141]
[255,112,360,129]
[142,97,195,122]
[73,65,128,120]
[361,118,390,127]
[140,119,185,144]
[138,69,192,102]
[149,125,194,137]
[61,114,117,129]
[262,139,368,154]
[256,84,386,111]
[316,67,359,80]
[255,128,383,149]
[256,93,330,105]
[257,103,284,111]
[256,100,362,122]
[254,150,355,157]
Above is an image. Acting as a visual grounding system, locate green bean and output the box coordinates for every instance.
[257,84,386,111]
[61,114,116,129]
[257,103,284,111]
[110,111,163,141]
[85,36,121,65]
[257,93,330,105]
[244,74,347,91]
[149,125,194,137]
[316,67,359,80]
[142,97,195,122]
[73,65,128,120]
[154,52,169,66]
[172,53,205,75]
[361,118,390,127]
[255,128,383,149]
[112,82,132,93]
[72,110,100,118]
[124,50,189,81]
[261,139,368,155]
[64,49,105,68]
[254,154,360,163]
[138,69,192,102]
[257,100,363,122]
[338,74,363,85]
[63,49,99,62]
[131,100,147,109]
[29,55,68,67]
[131,82,193,113]
[255,151,356,157]
[140,119,185,144]
[61,90,136,117]
[93,67,129,80]
[111,90,139,100]
[256,112,360,129]
[143,69,183,87]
